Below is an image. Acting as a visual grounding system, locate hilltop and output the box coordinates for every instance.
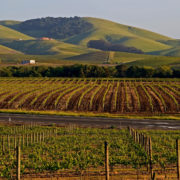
[0,17,180,67]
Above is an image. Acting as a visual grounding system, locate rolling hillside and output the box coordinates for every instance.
[0,44,21,54]
[0,39,93,56]
[2,17,177,54]
[66,51,109,64]
[65,17,173,53]
[0,25,33,40]
[0,16,179,67]
[125,56,180,68]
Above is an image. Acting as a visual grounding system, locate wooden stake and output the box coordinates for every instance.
[14,136,17,149]
[149,138,153,179]
[105,141,109,180]
[177,139,180,180]
[22,135,24,148]
[16,146,21,180]
[7,135,10,152]
[2,136,4,153]
[30,133,33,144]
[26,134,28,146]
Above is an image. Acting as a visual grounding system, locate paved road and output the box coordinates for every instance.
[0,113,180,129]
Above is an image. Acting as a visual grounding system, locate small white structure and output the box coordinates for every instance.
[21,60,36,65]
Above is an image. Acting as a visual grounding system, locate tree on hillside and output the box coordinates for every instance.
[87,40,144,54]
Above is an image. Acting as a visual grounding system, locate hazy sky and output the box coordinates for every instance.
[1,0,180,38]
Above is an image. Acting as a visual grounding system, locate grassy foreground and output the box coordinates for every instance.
[0,109,179,120]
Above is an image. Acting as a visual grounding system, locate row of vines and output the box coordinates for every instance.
[0,78,179,114]
[1,124,180,179]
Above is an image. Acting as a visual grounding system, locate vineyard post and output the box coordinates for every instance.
[133,130,135,141]
[26,134,28,146]
[14,136,17,151]
[22,135,24,148]
[146,137,149,155]
[176,139,180,179]
[128,126,131,135]
[144,136,147,152]
[16,145,21,180]
[33,133,35,143]
[39,133,41,144]
[2,136,4,153]
[18,136,21,147]
[143,135,145,147]
[7,135,10,152]
[55,128,57,137]
[43,132,45,142]
[137,132,139,144]
[134,131,137,143]
[141,134,144,146]
[36,132,38,143]
[104,141,109,180]
[139,133,142,146]
[30,133,33,144]
[149,137,153,179]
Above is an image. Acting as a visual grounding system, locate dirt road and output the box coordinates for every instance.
[0,113,179,129]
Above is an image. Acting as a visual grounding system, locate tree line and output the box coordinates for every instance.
[87,40,144,54]
[0,65,179,78]
[13,16,93,39]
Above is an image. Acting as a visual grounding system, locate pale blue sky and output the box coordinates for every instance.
[1,0,180,38]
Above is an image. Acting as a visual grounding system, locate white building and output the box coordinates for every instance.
[21,60,36,65]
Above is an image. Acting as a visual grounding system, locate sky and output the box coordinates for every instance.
[1,0,180,39]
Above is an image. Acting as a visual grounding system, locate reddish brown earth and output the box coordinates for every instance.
[0,79,179,114]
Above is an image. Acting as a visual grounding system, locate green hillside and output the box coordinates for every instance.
[0,25,33,40]
[112,52,153,64]
[65,17,172,53]
[0,44,21,54]
[150,47,180,57]
[0,16,179,67]
[0,20,21,27]
[3,17,176,54]
[125,56,180,68]
[66,51,109,64]
[0,39,92,56]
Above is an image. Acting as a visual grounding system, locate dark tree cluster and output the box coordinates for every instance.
[15,17,93,39]
[0,65,179,78]
[87,40,144,54]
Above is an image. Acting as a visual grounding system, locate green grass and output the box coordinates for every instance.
[0,39,91,56]
[150,47,180,57]
[0,25,33,40]
[1,49,180,67]
[65,17,173,53]
[111,52,154,64]
[0,17,179,66]
[66,51,109,64]
[0,54,78,65]
[126,56,180,67]
[0,44,21,54]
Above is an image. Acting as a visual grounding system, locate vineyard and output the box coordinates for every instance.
[0,78,179,115]
[1,124,180,179]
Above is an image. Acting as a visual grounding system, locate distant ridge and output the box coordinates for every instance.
[0,16,180,67]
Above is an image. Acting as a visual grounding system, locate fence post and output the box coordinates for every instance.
[7,135,10,151]
[16,145,21,180]
[149,137,154,179]
[2,136,4,153]
[30,133,33,144]
[177,139,180,180]
[22,135,24,148]
[105,141,109,180]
